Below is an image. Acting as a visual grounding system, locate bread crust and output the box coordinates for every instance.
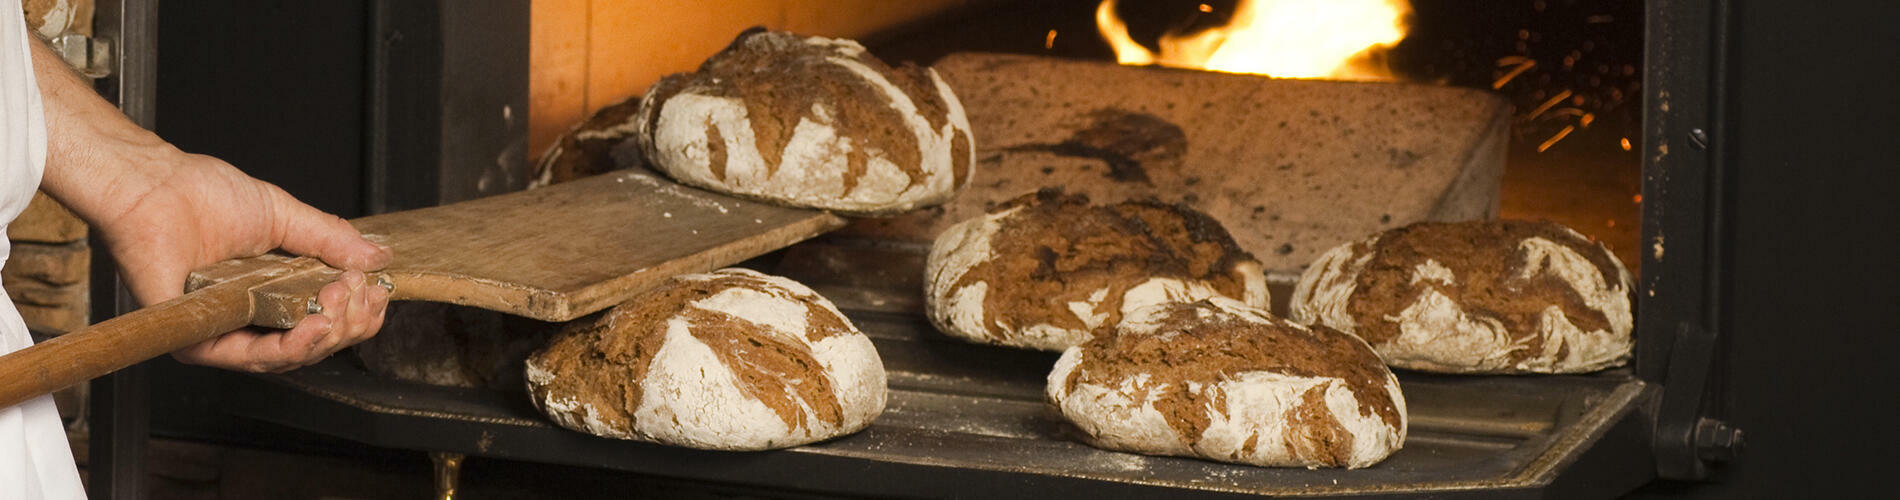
[1047,298,1407,469]
[1290,220,1634,374]
[636,30,975,215]
[525,269,886,450]
[925,190,1267,351]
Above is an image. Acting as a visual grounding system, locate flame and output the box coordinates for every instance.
[1097,0,1410,80]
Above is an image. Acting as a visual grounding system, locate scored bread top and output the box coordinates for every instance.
[1047,298,1406,468]
[1291,220,1633,373]
[526,268,885,449]
[926,190,1267,351]
[636,29,974,215]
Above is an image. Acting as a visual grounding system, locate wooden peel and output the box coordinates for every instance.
[0,169,846,408]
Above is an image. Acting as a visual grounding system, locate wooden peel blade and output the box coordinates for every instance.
[0,170,847,408]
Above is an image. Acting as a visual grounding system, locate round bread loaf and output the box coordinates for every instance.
[357,302,562,390]
[925,190,1268,351]
[635,29,975,215]
[525,269,886,450]
[528,95,642,190]
[1289,220,1634,374]
[1047,298,1407,469]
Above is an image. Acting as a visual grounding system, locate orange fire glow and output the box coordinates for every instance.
[1096,0,1410,80]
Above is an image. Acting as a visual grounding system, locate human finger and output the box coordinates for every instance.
[170,320,326,373]
[303,272,362,361]
[313,275,372,362]
[342,281,390,346]
[169,328,260,369]
[268,314,335,373]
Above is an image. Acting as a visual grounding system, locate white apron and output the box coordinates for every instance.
[1,1,86,497]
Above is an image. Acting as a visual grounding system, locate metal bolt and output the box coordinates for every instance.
[1693,418,1743,462]
[306,298,323,315]
[1688,128,1710,150]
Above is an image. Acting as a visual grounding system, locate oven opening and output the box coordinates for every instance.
[496,0,1656,496]
[850,0,1645,273]
[47,1,1735,498]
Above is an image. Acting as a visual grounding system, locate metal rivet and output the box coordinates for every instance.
[376,276,395,292]
[306,298,323,315]
[1688,128,1709,150]
[1694,417,1744,462]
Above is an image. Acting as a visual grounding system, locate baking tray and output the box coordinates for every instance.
[221,241,1658,498]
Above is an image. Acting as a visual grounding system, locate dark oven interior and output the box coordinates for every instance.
[58,0,1897,498]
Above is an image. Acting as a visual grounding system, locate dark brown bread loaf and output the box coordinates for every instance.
[355,302,562,391]
[925,190,1268,351]
[525,269,886,450]
[528,96,643,189]
[636,29,975,215]
[1047,298,1407,469]
[1290,220,1634,374]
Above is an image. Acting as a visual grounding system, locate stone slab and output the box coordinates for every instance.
[840,53,1510,273]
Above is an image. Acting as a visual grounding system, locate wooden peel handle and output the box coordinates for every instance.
[0,261,315,409]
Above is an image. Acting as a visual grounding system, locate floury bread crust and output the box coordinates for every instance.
[636,29,976,215]
[1290,220,1634,374]
[925,191,1268,351]
[525,269,886,450]
[1047,298,1407,469]
[528,96,643,190]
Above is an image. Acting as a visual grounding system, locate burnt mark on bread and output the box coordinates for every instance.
[951,191,1260,344]
[1345,220,1625,365]
[1061,300,1401,462]
[527,271,852,437]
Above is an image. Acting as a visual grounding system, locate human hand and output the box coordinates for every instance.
[29,36,392,373]
[88,150,394,373]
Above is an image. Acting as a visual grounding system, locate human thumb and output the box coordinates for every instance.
[272,188,393,271]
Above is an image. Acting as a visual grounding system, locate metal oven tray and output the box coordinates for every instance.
[226,317,1653,498]
[222,242,1656,499]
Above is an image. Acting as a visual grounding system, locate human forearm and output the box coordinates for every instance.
[28,35,177,227]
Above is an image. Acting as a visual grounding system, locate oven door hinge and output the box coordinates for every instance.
[1652,321,1743,480]
[48,32,115,79]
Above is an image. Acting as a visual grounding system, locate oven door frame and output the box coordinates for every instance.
[86,0,1866,496]
[1639,0,1738,483]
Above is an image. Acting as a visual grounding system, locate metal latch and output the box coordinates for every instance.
[48,33,113,78]
[1654,322,1745,479]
